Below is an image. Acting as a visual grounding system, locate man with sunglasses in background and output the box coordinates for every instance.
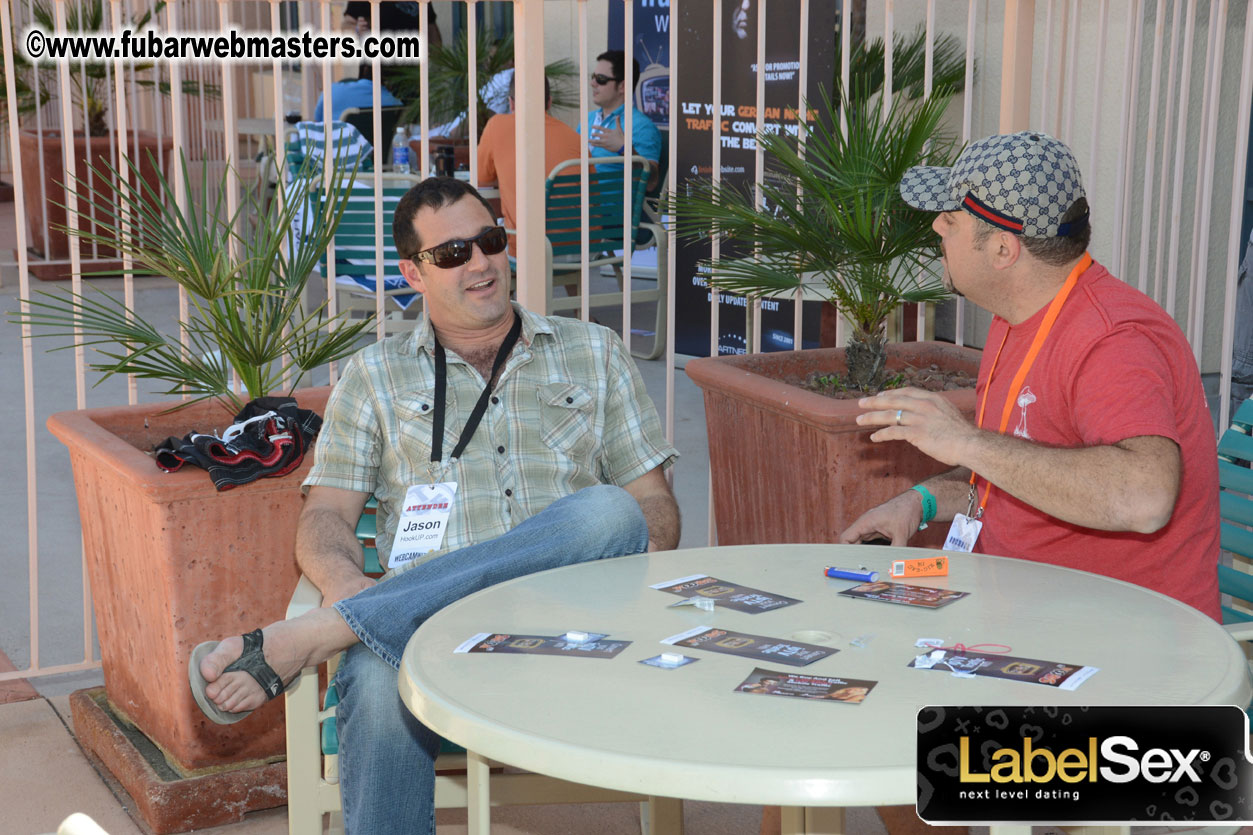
[582,49,663,172]
[190,177,679,834]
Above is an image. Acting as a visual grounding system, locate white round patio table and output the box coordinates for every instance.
[398,544,1251,834]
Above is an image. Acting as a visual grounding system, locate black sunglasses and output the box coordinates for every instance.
[413,226,508,268]
[589,72,620,86]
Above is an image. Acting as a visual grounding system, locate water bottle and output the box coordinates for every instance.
[408,125,423,174]
[390,126,410,173]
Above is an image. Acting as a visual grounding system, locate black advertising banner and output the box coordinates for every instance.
[672,0,837,357]
[917,705,1253,824]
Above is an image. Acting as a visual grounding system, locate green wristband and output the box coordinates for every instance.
[910,484,938,530]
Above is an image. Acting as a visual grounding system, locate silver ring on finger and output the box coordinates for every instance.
[895,409,903,426]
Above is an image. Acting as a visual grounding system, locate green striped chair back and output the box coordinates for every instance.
[323,186,411,284]
[544,158,649,260]
[1218,398,1253,625]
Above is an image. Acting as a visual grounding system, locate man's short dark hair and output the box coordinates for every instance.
[597,49,641,90]
[393,178,497,259]
[507,73,552,107]
[971,197,1091,267]
[1020,197,1091,265]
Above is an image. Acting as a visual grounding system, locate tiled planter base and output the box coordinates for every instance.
[71,688,287,834]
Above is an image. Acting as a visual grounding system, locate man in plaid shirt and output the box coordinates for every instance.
[192,178,679,834]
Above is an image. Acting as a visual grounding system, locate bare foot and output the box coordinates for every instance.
[199,608,358,715]
[200,620,311,714]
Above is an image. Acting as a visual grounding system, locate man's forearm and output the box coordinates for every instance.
[838,469,967,546]
[639,493,681,551]
[622,466,681,552]
[918,466,974,522]
[957,431,1178,533]
[295,507,375,604]
[856,388,1180,535]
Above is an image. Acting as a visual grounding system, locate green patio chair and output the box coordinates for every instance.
[318,185,423,329]
[1219,397,1253,635]
[542,155,668,361]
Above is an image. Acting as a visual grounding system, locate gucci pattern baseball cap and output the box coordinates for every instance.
[899,131,1088,238]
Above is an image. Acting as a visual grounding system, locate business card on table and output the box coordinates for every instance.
[651,574,802,613]
[455,632,630,658]
[735,667,878,703]
[660,626,836,667]
[908,649,1098,690]
[839,581,969,609]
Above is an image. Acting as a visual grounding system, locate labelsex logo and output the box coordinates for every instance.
[960,736,1207,784]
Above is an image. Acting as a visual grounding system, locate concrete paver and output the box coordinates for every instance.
[0,691,892,835]
[0,649,39,704]
[0,688,868,834]
[2,696,142,835]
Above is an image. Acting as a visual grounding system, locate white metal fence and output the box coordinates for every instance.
[1,0,1249,684]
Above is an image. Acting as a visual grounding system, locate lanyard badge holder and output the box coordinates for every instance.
[943,488,984,554]
[947,254,1092,554]
[391,313,523,570]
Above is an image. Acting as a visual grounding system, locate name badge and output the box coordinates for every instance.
[389,482,458,570]
[943,513,982,554]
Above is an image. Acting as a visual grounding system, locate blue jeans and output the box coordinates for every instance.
[331,484,650,835]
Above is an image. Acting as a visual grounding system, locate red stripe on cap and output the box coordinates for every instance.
[962,193,1024,233]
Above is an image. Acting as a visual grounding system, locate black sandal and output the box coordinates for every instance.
[188,629,291,725]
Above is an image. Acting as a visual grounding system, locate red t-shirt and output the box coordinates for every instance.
[973,260,1220,620]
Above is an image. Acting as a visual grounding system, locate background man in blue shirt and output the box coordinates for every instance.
[581,49,662,168]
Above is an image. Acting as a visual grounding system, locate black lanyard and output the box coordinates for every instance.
[431,311,522,466]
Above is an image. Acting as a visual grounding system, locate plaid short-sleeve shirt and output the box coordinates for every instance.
[304,304,677,577]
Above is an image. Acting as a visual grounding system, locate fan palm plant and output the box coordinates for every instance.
[388,29,577,138]
[837,25,969,104]
[10,154,375,411]
[670,81,960,392]
[1,0,214,135]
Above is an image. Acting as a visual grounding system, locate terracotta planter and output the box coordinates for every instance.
[47,387,330,773]
[686,342,981,548]
[18,129,173,262]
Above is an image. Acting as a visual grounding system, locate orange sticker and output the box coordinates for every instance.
[889,556,949,578]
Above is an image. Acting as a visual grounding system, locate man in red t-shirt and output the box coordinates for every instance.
[838,131,1221,620]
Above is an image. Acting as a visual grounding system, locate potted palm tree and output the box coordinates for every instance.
[9,155,373,830]
[389,28,577,142]
[6,0,213,263]
[672,80,980,548]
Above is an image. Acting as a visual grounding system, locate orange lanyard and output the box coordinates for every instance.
[967,253,1093,516]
